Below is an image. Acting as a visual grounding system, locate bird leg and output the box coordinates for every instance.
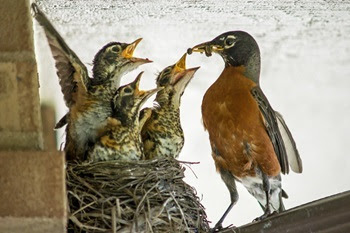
[211,169,238,232]
[254,173,272,221]
[211,202,233,232]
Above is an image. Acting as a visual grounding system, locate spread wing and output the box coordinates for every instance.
[251,86,291,174]
[32,3,90,108]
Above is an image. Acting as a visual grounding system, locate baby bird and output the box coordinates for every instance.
[32,3,151,161]
[89,72,160,162]
[141,54,200,159]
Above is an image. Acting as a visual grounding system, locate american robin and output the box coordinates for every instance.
[89,72,160,162]
[32,3,151,161]
[188,31,302,230]
[140,54,199,159]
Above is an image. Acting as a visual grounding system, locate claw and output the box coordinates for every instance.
[210,223,236,233]
[210,223,223,233]
[253,210,277,222]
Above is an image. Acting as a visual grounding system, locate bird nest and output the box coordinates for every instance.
[66,157,210,233]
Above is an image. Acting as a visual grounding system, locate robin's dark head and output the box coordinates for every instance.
[155,53,199,107]
[92,38,152,86]
[112,72,160,125]
[188,31,261,83]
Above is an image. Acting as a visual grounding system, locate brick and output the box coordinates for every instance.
[0,62,20,130]
[0,151,66,218]
[0,61,43,150]
[0,0,34,52]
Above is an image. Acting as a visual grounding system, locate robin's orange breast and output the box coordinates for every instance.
[202,66,280,178]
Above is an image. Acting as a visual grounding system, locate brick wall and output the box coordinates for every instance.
[0,0,43,150]
[0,1,66,232]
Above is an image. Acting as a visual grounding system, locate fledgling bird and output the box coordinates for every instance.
[31,3,151,161]
[89,72,160,162]
[140,54,199,159]
[188,31,303,231]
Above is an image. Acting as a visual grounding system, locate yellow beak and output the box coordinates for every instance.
[174,53,187,73]
[121,38,143,59]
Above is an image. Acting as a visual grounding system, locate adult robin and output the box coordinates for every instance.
[188,31,302,231]
[32,3,151,161]
[140,54,199,159]
[89,72,160,162]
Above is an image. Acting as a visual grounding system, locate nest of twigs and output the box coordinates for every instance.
[66,157,210,233]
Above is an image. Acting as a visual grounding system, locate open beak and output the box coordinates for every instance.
[139,87,163,104]
[131,71,144,92]
[173,66,200,92]
[173,53,187,73]
[171,53,187,84]
[187,41,224,57]
[171,53,200,89]
[122,38,153,64]
[133,72,162,102]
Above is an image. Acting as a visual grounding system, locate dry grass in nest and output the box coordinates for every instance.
[66,157,210,233]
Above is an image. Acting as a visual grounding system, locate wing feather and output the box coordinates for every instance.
[32,3,89,108]
[251,86,289,174]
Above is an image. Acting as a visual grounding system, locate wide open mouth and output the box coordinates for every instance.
[121,38,142,58]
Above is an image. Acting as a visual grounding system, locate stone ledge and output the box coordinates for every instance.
[0,217,65,233]
[0,132,43,150]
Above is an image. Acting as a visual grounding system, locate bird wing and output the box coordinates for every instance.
[139,108,153,130]
[54,113,68,129]
[251,86,289,174]
[139,108,156,158]
[274,111,303,173]
[32,3,90,108]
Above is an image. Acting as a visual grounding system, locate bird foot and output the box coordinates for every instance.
[210,223,223,233]
[253,210,278,222]
[210,223,235,233]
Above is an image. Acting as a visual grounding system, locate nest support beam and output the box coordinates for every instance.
[221,191,350,233]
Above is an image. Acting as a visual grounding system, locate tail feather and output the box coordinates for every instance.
[275,111,303,173]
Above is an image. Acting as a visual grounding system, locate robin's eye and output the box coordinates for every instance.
[123,87,133,94]
[111,46,121,53]
[225,37,235,47]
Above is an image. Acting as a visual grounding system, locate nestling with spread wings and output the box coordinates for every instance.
[32,3,152,161]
